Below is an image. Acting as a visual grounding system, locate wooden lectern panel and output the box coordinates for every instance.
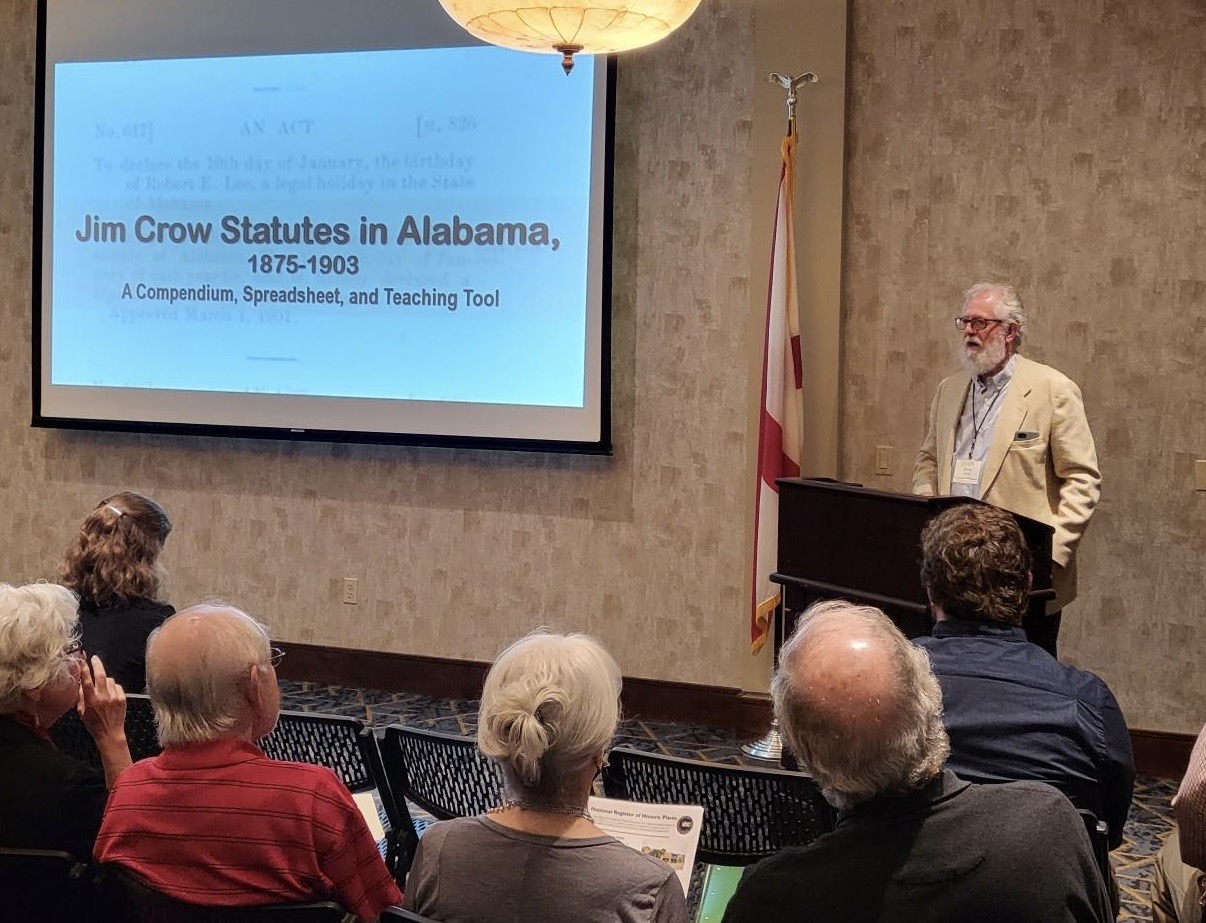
[772,478,1053,641]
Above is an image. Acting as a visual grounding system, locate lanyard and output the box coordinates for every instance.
[968,379,1004,457]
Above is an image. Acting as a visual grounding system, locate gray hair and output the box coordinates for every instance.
[771,600,950,809]
[477,631,621,800]
[963,282,1027,349]
[0,583,80,714]
[146,603,271,747]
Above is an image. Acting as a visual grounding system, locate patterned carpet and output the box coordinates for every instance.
[280,680,1180,922]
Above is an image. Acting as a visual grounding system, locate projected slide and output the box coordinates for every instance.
[51,47,592,408]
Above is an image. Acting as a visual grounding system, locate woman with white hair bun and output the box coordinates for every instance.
[0,582,131,859]
[403,631,689,923]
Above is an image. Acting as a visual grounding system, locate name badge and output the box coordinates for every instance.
[952,458,983,486]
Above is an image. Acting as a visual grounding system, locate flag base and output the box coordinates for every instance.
[741,719,784,762]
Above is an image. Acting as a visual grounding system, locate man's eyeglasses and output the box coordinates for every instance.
[268,647,285,668]
[954,316,1005,334]
[63,638,84,659]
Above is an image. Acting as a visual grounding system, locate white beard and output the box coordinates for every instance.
[959,335,1007,378]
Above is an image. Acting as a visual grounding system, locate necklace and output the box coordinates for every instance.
[489,799,593,822]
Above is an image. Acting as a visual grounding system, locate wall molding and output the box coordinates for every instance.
[1130,729,1196,781]
[276,642,1194,776]
[277,640,774,737]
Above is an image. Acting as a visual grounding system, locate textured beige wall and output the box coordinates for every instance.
[0,1,842,692]
[11,0,1195,735]
[749,0,848,484]
[840,0,1206,733]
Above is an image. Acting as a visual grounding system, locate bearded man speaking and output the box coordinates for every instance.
[912,282,1101,658]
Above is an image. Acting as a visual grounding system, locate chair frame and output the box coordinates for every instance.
[110,864,348,922]
[377,724,504,879]
[359,726,419,877]
[0,848,104,918]
[380,909,439,922]
[602,746,835,866]
[1077,809,1112,886]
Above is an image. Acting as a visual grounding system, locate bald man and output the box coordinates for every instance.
[95,604,400,921]
[722,600,1111,923]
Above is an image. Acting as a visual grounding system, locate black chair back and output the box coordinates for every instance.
[55,701,373,794]
[0,848,104,920]
[51,693,161,771]
[111,865,347,922]
[378,725,504,877]
[380,725,504,821]
[259,709,373,793]
[602,747,835,866]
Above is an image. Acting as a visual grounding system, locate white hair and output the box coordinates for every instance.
[772,600,950,809]
[477,631,622,799]
[963,281,1028,349]
[147,603,271,747]
[0,583,80,714]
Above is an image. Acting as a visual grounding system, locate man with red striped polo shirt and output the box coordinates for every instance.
[95,604,400,920]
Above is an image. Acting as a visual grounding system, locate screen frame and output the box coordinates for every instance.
[31,0,614,456]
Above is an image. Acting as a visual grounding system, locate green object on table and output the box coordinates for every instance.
[694,864,744,923]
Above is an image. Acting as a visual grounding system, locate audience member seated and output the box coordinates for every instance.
[62,491,175,692]
[722,599,1112,923]
[0,582,131,858]
[95,603,400,920]
[917,502,1135,848]
[403,630,689,923]
[1151,721,1206,923]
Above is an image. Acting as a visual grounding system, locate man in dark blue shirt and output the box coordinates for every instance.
[916,503,1134,848]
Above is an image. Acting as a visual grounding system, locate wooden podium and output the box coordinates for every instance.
[771,478,1055,645]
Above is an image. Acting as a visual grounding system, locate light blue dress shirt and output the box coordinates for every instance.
[950,354,1018,498]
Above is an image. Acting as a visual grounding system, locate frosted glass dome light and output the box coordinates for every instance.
[437,1,705,74]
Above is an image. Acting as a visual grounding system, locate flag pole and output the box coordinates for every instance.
[768,71,817,135]
[742,70,817,763]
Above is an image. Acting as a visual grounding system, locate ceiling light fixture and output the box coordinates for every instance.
[436,1,704,74]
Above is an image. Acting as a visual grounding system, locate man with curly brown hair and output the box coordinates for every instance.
[916,502,1134,849]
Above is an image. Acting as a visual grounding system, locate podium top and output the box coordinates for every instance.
[776,477,949,505]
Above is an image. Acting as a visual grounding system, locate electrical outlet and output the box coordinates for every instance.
[341,577,358,605]
[874,445,894,475]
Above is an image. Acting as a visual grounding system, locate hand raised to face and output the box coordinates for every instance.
[78,654,127,744]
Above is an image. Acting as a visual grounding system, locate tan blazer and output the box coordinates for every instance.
[912,355,1101,609]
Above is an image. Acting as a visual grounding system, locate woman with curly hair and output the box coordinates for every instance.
[61,492,174,692]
